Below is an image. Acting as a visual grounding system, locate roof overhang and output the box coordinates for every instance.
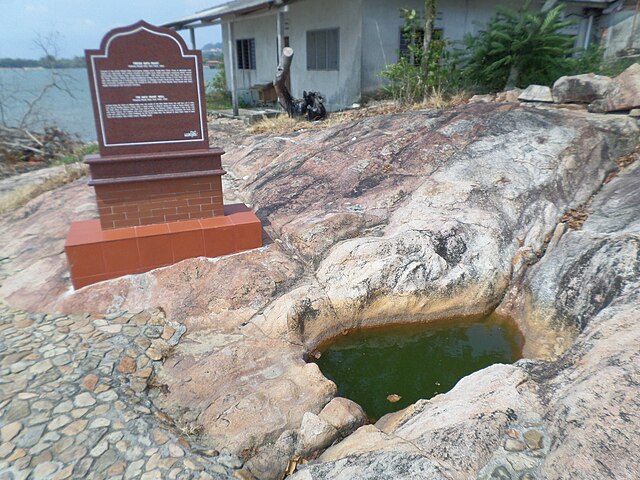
[163,0,620,31]
[557,0,619,8]
[162,0,288,30]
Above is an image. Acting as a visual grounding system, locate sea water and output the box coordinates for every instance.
[0,67,219,141]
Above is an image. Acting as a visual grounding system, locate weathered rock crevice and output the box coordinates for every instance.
[498,144,640,359]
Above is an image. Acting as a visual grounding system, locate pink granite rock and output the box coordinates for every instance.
[1,103,638,479]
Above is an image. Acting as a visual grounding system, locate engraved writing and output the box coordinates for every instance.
[132,95,168,102]
[105,101,196,119]
[101,69,193,87]
[128,61,164,68]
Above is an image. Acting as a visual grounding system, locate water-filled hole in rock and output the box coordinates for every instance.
[311,314,524,420]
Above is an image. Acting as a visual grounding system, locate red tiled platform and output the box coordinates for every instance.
[65,204,262,289]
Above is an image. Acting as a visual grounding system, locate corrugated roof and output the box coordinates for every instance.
[162,0,279,29]
[163,0,619,30]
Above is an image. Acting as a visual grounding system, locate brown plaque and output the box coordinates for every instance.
[86,21,209,155]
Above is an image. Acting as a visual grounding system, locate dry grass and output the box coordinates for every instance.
[561,207,591,230]
[178,421,205,439]
[421,90,471,110]
[248,115,308,135]
[247,91,472,136]
[0,162,88,215]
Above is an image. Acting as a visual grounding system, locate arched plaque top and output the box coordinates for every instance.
[85,20,209,156]
[97,20,193,58]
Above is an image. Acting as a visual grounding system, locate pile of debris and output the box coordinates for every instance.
[274,47,327,122]
[0,125,81,177]
[470,63,640,117]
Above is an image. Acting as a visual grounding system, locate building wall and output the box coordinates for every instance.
[600,8,640,57]
[218,0,606,109]
[221,0,363,110]
[286,0,363,110]
[221,13,281,105]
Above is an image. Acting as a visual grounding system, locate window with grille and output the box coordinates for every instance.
[399,28,443,65]
[236,38,256,70]
[306,28,339,71]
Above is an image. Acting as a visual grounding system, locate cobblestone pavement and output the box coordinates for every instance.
[0,302,254,480]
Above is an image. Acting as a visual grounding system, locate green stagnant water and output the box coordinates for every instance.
[312,315,524,420]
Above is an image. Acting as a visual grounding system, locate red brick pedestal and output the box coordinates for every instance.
[65,147,263,289]
[85,148,226,229]
[65,204,262,289]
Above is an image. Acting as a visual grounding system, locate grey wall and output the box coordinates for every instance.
[287,0,363,110]
[221,0,363,110]
[601,9,640,57]
[222,14,280,105]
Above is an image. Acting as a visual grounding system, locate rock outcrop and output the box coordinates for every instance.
[501,158,640,357]
[518,85,553,103]
[1,102,638,479]
[474,64,640,117]
[0,162,88,214]
[0,178,96,310]
[290,139,640,480]
[549,63,640,113]
[593,63,640,112]
[552,73,613,104]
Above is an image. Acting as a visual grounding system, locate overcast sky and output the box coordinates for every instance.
[0,0,228,59]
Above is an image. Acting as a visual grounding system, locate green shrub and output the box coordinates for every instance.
[566,45,605,76]
[52,143,98,166]
[459,1,575,92]
[205,61,231,110]
[552,46,638,79]
[596,55,640,77]
[381,58,426,105]
[380,7,453,104]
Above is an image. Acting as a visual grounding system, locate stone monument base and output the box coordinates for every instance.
[85,148,226,230]
[65,204,262,289]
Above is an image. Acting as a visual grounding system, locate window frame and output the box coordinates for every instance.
[306,28,340,71]
[236,38,256,70]
[399,28,443,65]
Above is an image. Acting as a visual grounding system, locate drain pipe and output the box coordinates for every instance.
[189,27,196,50]
[227,20,239,117]
[583,11,595,50]
[628,0,640,50]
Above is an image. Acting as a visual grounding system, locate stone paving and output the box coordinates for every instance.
[476,410,549,480]
[0,302,254,480]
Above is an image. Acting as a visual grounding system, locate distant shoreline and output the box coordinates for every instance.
[0,67,49,71]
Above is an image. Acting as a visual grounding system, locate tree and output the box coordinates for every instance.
[16,34,75,129]
[422,0,436,78]
[205,60,231,110]
[380,3,450,104]
[273,48,326,120]
[0,33,79,164]
[461,1,575,91]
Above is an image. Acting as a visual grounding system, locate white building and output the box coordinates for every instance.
[164,0,638,112]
